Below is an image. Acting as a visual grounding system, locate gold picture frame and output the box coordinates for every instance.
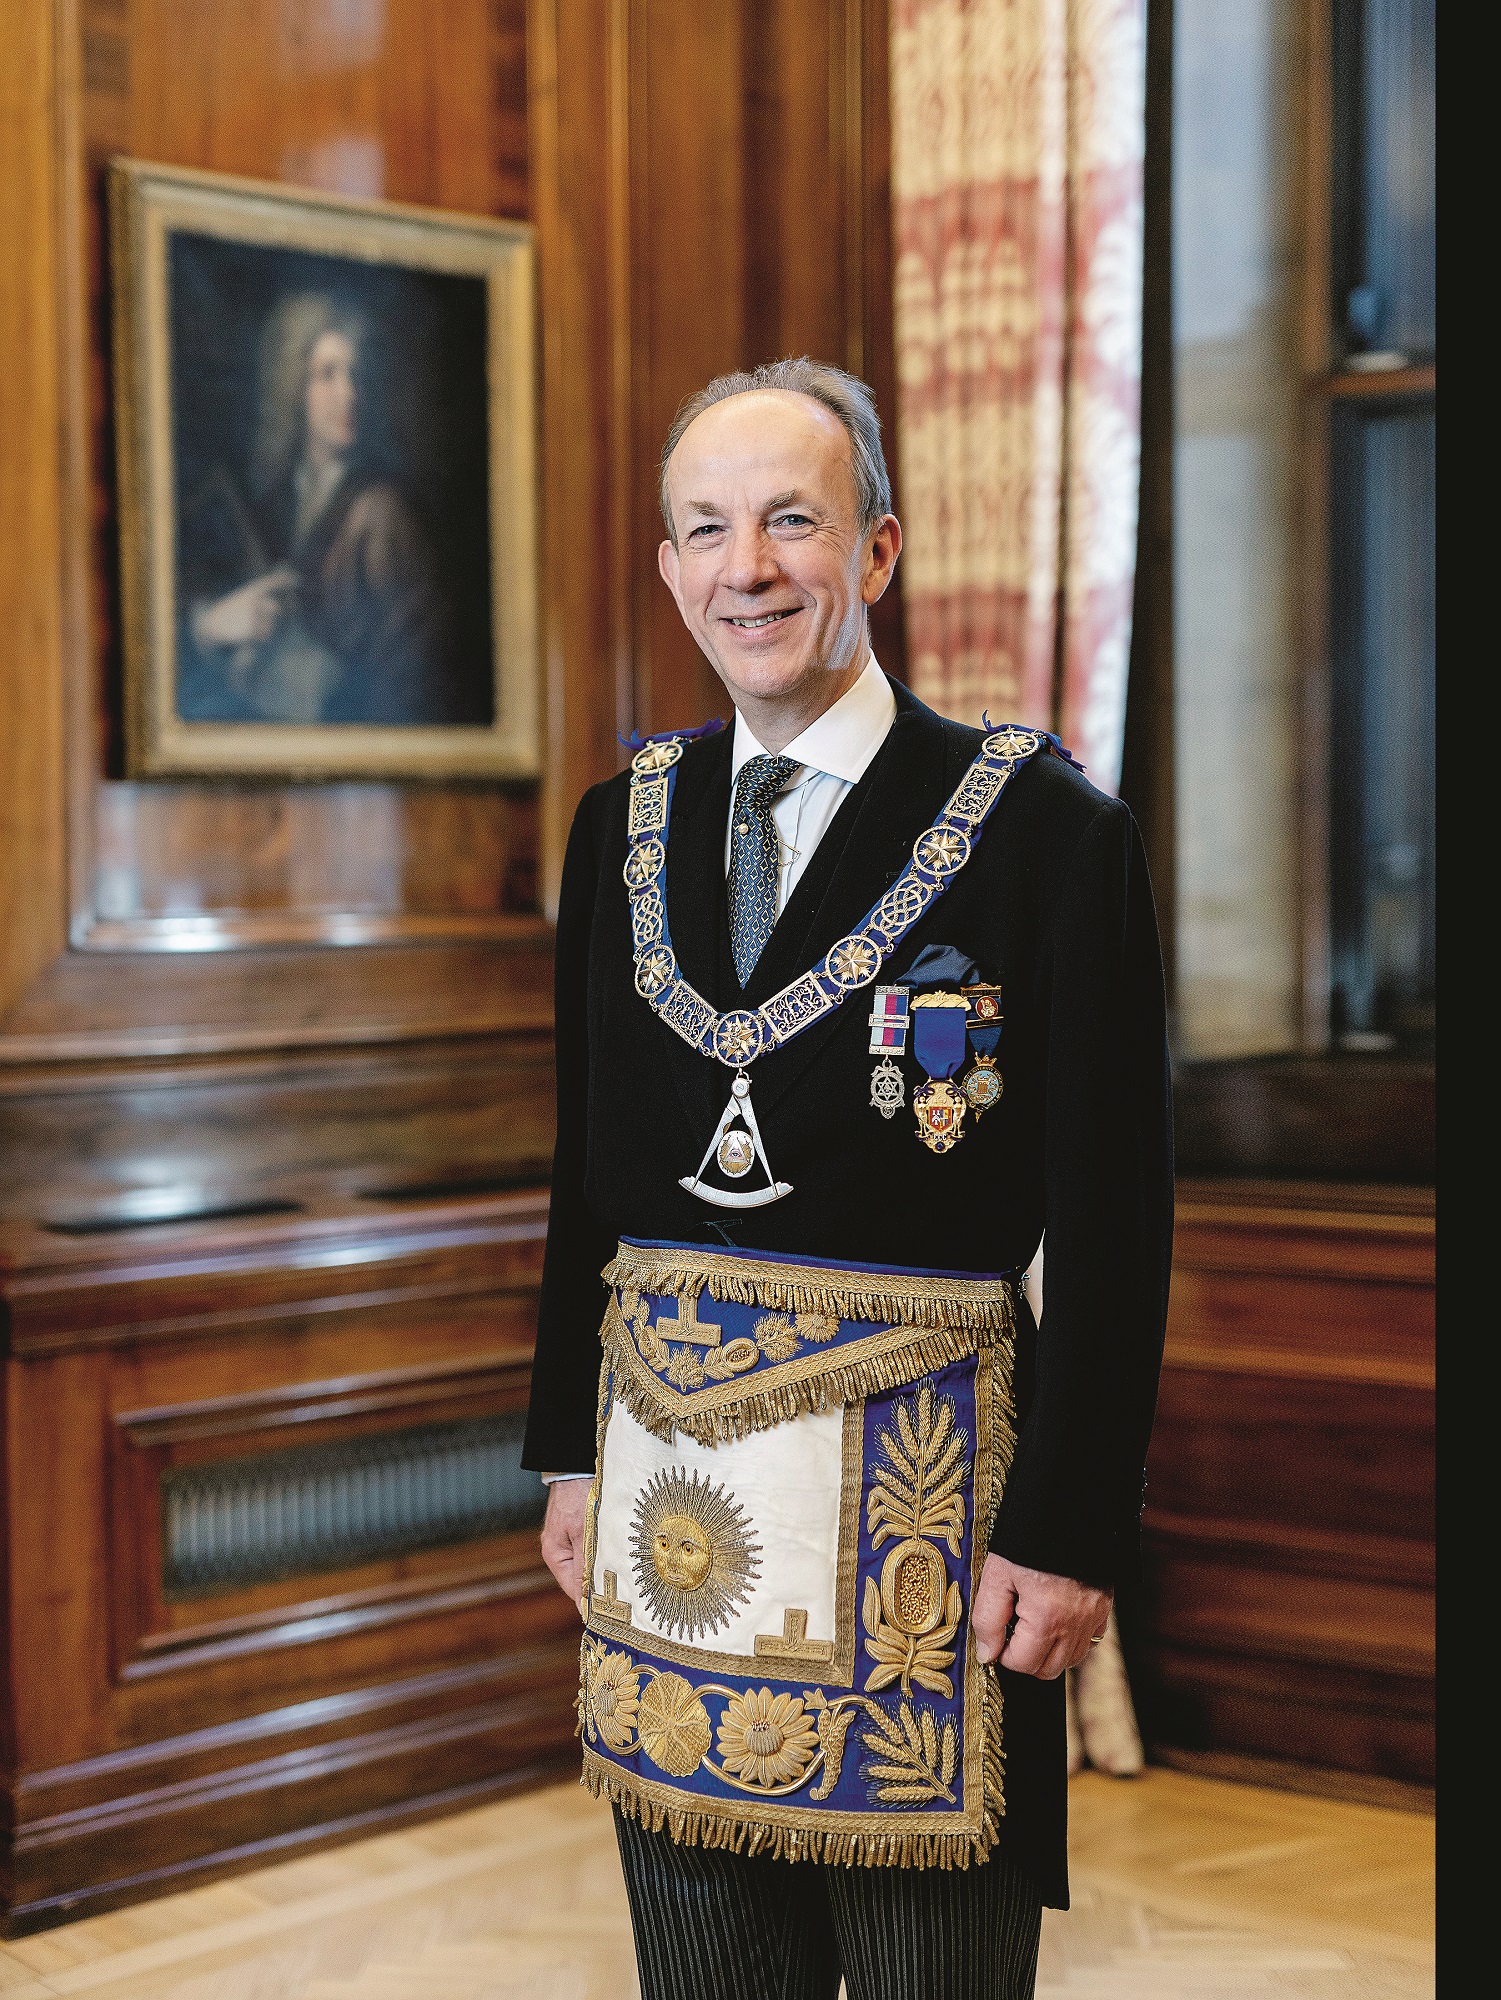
[110,160,539,780]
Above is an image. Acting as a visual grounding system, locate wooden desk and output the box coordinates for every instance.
[0,1189,579,1935]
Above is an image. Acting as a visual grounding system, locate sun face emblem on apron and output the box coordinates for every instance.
[630,1468,762,1641]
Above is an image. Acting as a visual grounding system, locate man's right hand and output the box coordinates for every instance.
[540,1478,591,1617]
[193,565,299,648]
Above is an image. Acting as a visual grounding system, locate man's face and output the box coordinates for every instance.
[658,391,899,712]
[305,330,358,456]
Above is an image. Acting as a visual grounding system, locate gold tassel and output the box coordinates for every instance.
[602,1299,1017,1456]
[599,1257,1018,1452]
[602,1244,1013,1335]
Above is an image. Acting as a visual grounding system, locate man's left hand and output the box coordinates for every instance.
[971,1553,1111,1678]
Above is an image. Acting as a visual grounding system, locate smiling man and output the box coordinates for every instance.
[522,359,1173,2000]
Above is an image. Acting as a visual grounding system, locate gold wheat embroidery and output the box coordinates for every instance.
[859,1698,959,1804]
[866,1381,970,1556]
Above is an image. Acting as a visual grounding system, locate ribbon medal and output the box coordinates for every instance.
[910,993,970,1152]
[961,983,1004,1117]
[868,985,910,1120]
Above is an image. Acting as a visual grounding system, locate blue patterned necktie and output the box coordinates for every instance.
[728,753,799,987]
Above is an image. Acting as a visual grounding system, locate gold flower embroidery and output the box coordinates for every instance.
[587,1647,642,1753]
[752,1313,800,1363]
[795,1312,838,1344]
[715,1687,820,1789]
[637,1672,712,1777]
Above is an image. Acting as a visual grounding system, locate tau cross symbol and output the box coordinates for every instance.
[754,1606,834,1665]
[592,1570,632,1623]
[653,1290,723,1347]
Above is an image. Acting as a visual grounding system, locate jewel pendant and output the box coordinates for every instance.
[912,1077,966,1153]
[870,1057,906,1120]
[679,1073,793,1208]
[960,1055,1003,1117]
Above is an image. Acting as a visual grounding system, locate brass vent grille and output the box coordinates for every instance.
[162,1413,545,1595]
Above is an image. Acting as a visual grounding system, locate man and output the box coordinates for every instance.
[523,358,1171,1999]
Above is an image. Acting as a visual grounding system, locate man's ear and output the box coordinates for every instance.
[658,537,683,608]
[861,515,903,606]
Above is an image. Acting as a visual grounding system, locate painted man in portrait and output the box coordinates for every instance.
[176,291,447,726]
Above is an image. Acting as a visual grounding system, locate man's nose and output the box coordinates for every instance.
[720,523,779,592]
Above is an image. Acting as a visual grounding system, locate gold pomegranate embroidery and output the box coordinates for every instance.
[863,1383,971,1696]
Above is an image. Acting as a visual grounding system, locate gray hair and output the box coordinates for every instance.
[658,356,892,543]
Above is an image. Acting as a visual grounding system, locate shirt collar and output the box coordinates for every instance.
[730,655,897,786]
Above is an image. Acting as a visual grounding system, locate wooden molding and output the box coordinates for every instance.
[114,1351,540,1445]
[1151,1746,1434,1816]
[1,1184,580,1932]
[121,1563,557,1682]
[1143,1507,1433,1588]
[1320,364,1436,399]
[20,1647,565,1802]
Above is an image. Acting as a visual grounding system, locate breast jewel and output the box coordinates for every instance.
[624,725,1050,1207]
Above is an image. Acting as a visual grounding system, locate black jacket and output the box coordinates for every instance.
[523,677,1173,1904]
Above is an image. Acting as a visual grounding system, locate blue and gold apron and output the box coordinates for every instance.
[579,1237,1018,1869]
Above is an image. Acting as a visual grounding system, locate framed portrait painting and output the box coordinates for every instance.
[109,161,539,779]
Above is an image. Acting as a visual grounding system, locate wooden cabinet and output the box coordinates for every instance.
[1140,1179,1435,1793]
[0,1188,580,1934]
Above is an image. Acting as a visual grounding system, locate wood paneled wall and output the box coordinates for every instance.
[1,0,898,1061]
[1139,1179,1435,1796]
[0,1191,578,1933]
[0,0,901,1932]
[533,0,902,903]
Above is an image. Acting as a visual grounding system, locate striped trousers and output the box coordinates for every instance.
[613,1811,1042,2000]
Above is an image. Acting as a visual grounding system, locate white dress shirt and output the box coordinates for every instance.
[725,655,897,913]
[544,657,897,1485]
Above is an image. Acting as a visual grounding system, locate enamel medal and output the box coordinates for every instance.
[910,993,970,1153]
[960,983,1004,1118]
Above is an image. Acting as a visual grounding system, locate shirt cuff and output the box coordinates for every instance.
[541,1470,594,1484]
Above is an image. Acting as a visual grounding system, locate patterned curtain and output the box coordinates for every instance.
[890,0,1145,793]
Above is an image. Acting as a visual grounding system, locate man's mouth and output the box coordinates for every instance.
[724,608,800,629]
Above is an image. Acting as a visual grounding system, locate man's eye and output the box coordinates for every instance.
[688,523,724,540]
[773,513,813,528]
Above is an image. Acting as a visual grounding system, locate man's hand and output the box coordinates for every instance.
[540,1478,591,1617]
[193,566,299,649]
[971,1553,1111,1679]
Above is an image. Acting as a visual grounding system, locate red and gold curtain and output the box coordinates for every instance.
[891,0,1145,793]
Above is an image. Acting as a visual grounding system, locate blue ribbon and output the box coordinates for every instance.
[912,1004,968,1080]
[619,718,727,750]
[980,715,1085,772]
[906,944,979,990]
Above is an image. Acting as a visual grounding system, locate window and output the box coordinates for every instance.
[1326,0,1435,1051]
[1172,0,1435,1059]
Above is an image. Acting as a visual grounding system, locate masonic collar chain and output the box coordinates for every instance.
[623,724,1052,1206]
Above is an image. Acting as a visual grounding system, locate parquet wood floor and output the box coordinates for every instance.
[0,1770,1433,1999]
